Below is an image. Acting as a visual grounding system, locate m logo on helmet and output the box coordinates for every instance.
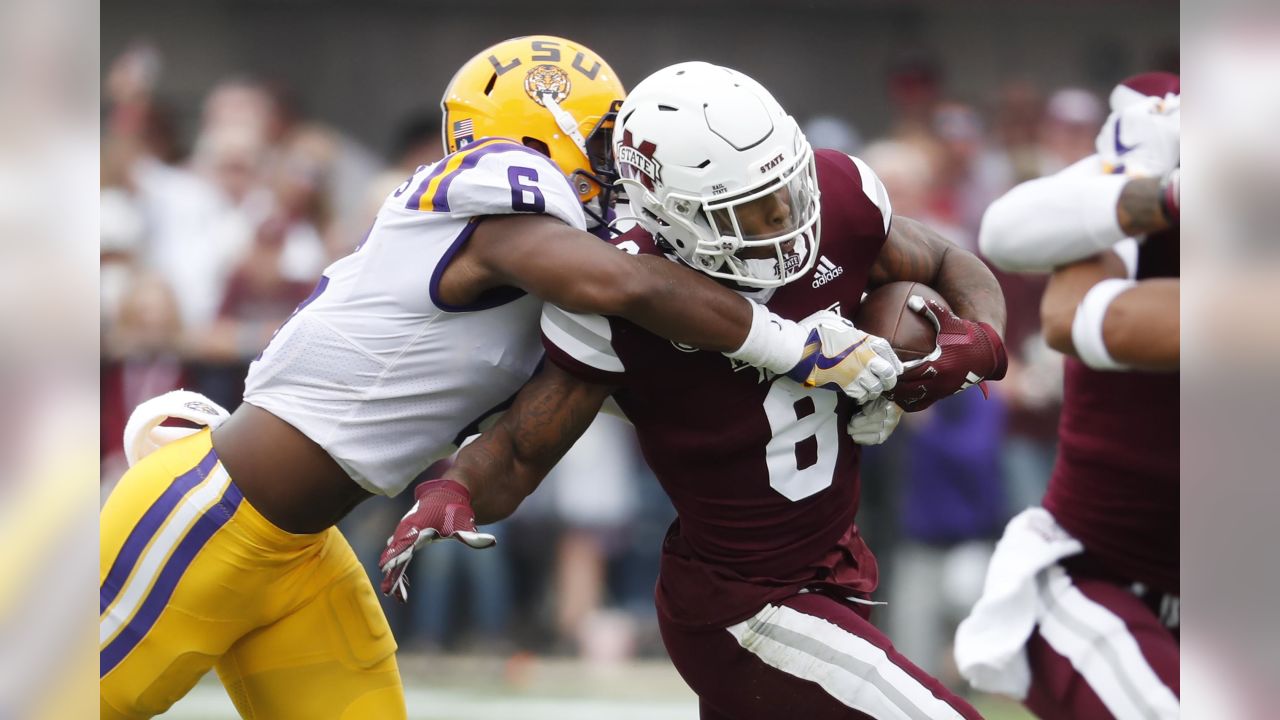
[524,64,572,106]
[617,130,662,191]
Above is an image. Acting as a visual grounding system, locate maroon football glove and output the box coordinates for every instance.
[378,478,496,602]
[888,297,1008,412]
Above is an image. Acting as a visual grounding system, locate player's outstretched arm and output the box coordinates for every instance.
[379,362,614,601]
[1041,250,1179,371]
[450,362,614,524]
[467,214,806,374]
[869,216,1009,410]
[979,161,1179,274]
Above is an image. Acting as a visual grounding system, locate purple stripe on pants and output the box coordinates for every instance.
[100,480,245,678]
[100,448,219,614]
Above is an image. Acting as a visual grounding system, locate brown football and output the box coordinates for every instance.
[852,281,950,362]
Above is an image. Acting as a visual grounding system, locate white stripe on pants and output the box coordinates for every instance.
[726,603,966,720]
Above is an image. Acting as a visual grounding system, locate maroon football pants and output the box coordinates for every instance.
[1024,565,1179,720]
[660,591,984,720]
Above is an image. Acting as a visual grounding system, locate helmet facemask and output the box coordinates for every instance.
[567,99,623,231]
[613,61,824,288]
[622,139,822,289]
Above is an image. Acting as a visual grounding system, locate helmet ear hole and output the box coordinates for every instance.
[522,137,551,158]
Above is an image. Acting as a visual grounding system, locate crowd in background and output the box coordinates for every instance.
[100,42,1136,691]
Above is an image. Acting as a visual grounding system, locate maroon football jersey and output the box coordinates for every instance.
[1044,231,1179,595]
[542,150,892,627]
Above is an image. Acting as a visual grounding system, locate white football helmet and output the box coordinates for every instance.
[613,62,821,288]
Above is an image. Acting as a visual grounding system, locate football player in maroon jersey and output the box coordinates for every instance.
[382,62,1008,719]
[957,73,1180,720]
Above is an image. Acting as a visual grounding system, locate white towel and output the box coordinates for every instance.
[954,507,1083,698]
[123,390,230,467]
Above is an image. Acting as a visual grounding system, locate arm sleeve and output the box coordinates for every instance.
[978,154,1129,273]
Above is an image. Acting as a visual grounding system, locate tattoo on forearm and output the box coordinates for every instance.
[1117,177,1169,236]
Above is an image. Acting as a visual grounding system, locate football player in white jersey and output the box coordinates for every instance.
[99,38,897,719]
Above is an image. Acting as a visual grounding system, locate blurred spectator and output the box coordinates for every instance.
[860,139,965,246]
[993,331,1063,512]
[887,387,1007,688]
[409,520,514,653]
[103,53,256,334]
[979,86,1096,511]
[885,50,944,146]
[929,102,1015,241]
[990,80,1044,183]
[1035,87,1105,175]
[100,271,187,482]
[100,187,145,333]
[379,459,515,654]
[545,413,641,662]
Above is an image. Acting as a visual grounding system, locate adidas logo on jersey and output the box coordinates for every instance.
[811,256,844,288]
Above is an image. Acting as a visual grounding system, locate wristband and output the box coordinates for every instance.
[724,300,807,374]
[1071,278,1135,371]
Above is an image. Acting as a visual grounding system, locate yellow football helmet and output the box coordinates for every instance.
[442,36,625,220]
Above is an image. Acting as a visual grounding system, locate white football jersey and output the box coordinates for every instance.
[244,138,587,496]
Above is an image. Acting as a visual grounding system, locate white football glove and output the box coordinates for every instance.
[785,311,903,404]
[847,396,904,445]
[1095,94,1180,177]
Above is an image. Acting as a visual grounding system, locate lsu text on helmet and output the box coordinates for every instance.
[442,35,625,221]
[613,61,821,288]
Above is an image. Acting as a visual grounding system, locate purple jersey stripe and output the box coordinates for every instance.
[404,137,508,212]
[429,141,555,212]
[100,448,219,615]
[99,480,245,678]
[427,219,527,313]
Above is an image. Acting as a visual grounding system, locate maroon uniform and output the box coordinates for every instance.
[1043,228,1179,594]
[1024,231,1180,720]
[543,150,982,720]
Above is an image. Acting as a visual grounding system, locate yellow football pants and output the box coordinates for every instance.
[99,429,405,719]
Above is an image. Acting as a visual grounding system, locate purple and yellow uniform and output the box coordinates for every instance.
[100,137,587,719]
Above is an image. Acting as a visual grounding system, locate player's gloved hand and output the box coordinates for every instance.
[1095,94,1180,177]
[786,310,903,404]
[888,296,1008,412]
[378,479,496,603]
[847,396,904,445]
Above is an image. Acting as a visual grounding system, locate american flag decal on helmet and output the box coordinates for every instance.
[453,118,475,147]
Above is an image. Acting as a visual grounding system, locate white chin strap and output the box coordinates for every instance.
[541,94,589,158]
